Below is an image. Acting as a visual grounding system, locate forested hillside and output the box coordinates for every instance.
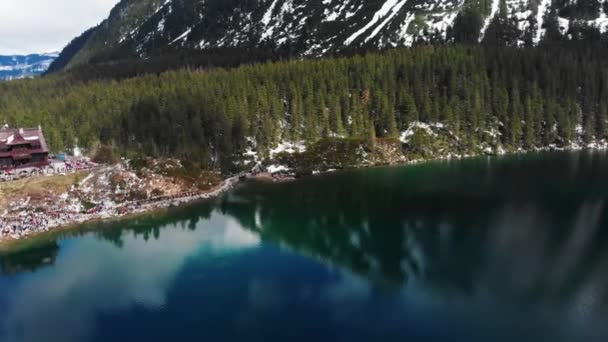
[3,44,608,172]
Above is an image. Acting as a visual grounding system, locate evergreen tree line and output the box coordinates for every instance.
[2,44,608,172]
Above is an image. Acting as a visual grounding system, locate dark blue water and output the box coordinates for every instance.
[2,151,608,341]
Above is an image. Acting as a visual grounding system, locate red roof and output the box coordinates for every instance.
[0,127,49,158]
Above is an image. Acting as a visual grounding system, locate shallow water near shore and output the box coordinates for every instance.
[2,151,608,341]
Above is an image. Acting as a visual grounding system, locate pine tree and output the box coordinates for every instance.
[2,44,608,171]
[509,82,523,148]
[597,101,608,140]
[402,93,419,127]
[584,111,596,144]
[367,125,377,149]
[483,0,521,47]
[450,7,484,44]
[524,96,536,148]
[331,97,346,136]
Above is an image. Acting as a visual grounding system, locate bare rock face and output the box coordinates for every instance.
[51,0,608,72]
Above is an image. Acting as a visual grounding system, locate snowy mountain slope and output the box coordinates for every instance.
[65,0,170,68]
[0,53,58,81]
[53,0,608,71]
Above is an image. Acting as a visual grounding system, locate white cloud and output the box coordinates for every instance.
[0,0,121,55]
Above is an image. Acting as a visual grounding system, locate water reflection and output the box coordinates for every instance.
[0,242,59,274]
[215,152,608,339]
[0,213,259,342]
[1,152,608,341]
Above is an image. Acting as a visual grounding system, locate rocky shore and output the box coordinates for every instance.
[0,175,241,243]
[3,122,608,244]
[250,121,608,181]
[0,159,241,244]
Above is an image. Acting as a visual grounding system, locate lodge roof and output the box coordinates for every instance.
[0,127,49,154]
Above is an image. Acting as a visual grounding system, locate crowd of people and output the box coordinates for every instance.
[0,175,242,242]
[0,156,98,182]
[0,211,55,239]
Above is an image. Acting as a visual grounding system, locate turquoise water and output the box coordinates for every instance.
[2,151,608,341]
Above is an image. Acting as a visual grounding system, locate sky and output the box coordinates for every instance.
[0,0,121,55]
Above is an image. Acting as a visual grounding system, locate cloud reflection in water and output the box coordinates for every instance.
[1,213,260,342]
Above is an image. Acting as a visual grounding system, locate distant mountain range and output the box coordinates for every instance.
[48,0,608,73]
[0,53,58,81]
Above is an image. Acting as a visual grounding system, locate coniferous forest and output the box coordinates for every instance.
[2,43,608,172]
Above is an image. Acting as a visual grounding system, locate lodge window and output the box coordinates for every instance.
[10,146,29,153]
[0,158,11,167]
[31,154,45,162]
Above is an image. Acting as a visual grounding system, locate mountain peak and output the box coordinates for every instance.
[50,0,608,73]
[0,53,58,81]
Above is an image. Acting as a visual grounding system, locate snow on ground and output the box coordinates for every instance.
[119,0,173,44]
[262,0,280,26]
[586,140,608,149]
[535,0,552,43]
[243,149,259,161]
[323,0,357,22]
[482,127,502,139]
[590,5,608,33]
[428,11,459,39]
[260,0,297,41]
[480,0,501,41]
[558,17,570,34]
[170,28,192,45]
[345,0,403,45]
[266,164,290,173]
[397,13,416,46]
[540,7,607,38]
[270,141,307,159]
[365,0,409,43]
[242,140,306,173]
[260,141,307,173]
[400,122,440,143]
[241,136,261,165]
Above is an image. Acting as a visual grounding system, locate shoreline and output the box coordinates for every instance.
[1,144,606,250]
[259,143,608,182]
[0,174,243,249]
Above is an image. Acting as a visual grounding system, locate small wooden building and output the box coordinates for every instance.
[0,126,49,170]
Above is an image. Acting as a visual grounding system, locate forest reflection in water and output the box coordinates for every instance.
[1,151,608,341]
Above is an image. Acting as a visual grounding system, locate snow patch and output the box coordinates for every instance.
[170,28,192,44]
[480,0,501,41]
[590,5,608,33]
[400,121,439,143]
[365,0,409,43]
[262,0,280,26]
[534,0,552,43]
[267,164,290,173]
[345,0,403,45]
[396,13,416,46]
[558,17,570,34]
[270,141,307,159]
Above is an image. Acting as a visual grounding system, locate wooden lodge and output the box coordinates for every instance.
[0,126,49,170]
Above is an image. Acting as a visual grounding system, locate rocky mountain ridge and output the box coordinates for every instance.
[50,0,608,72]
[0,53,58,80]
